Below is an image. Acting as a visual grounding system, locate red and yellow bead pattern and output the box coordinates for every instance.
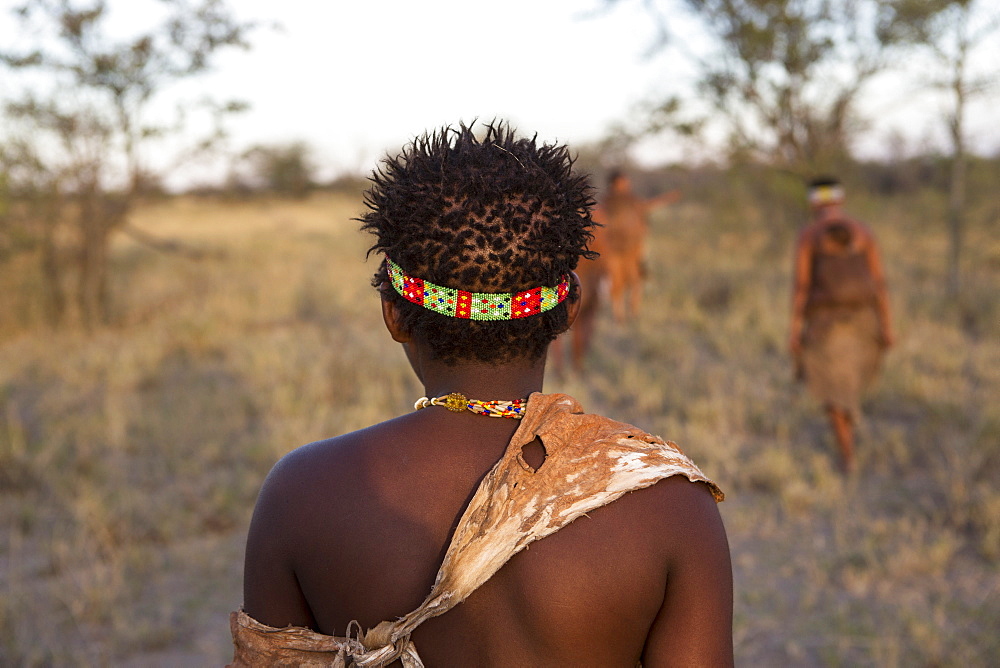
[414,393,527,419]
[387,258,569,321]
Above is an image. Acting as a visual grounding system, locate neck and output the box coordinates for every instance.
[414,351,547,401]
[814,203,844,221]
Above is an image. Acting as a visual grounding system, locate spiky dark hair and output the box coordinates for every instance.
[808,175,841,189]
[606,168,627,187]
[359,121,597,364]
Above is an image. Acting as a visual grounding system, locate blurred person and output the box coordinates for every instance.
[551,170,681,373]
[596,169,681,322]
[789,176,894,473]
[547,229,605,376]
[230,122,732,667]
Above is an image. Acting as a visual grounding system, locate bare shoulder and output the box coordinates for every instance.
[842,215,871,234]
[537,465,727,576]
[644,473,724,520]
[247,417,408,544]
[797,221,823,247]
[242,418,415,622]
[257,429,363,500]
[479,458,730,665]
[607,474,727,557]
[635,476,733,667]
[242,424,385,627]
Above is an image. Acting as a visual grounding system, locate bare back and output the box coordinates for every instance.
[602,192,649,254]
[243,404,732,666]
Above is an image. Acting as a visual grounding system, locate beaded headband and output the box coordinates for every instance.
[808,184,845,206]
[386,258,570,321]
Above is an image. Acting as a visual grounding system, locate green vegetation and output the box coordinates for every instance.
[0,182,997,665]
[0,0,254,328]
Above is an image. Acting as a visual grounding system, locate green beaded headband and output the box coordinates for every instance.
[386,258,570,321]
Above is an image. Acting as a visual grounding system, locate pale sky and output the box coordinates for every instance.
[2,0,998,187]
[184,0,676,182]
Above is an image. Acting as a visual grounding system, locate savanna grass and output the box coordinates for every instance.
[0,183,997,666]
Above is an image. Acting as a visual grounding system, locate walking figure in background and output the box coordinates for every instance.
[596,170,681,322]
[548,227,605,376]
[551,170,680,373]
[790,177,894,473]
[230,123,732,667]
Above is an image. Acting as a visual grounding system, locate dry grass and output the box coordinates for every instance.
[0,188,997,666]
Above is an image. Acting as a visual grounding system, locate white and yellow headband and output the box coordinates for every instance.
[808,184,845,206]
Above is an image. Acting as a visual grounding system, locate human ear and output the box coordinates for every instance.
[561,271,582,333]
[380,289,411,343]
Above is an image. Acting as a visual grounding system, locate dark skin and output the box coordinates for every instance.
[243,286,734,666]
[598,175,682,322]
[552,175,683,370]
[789,201,894,357]
[790,198,894,473]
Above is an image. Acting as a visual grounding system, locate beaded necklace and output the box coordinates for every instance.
[414,392,527,419]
